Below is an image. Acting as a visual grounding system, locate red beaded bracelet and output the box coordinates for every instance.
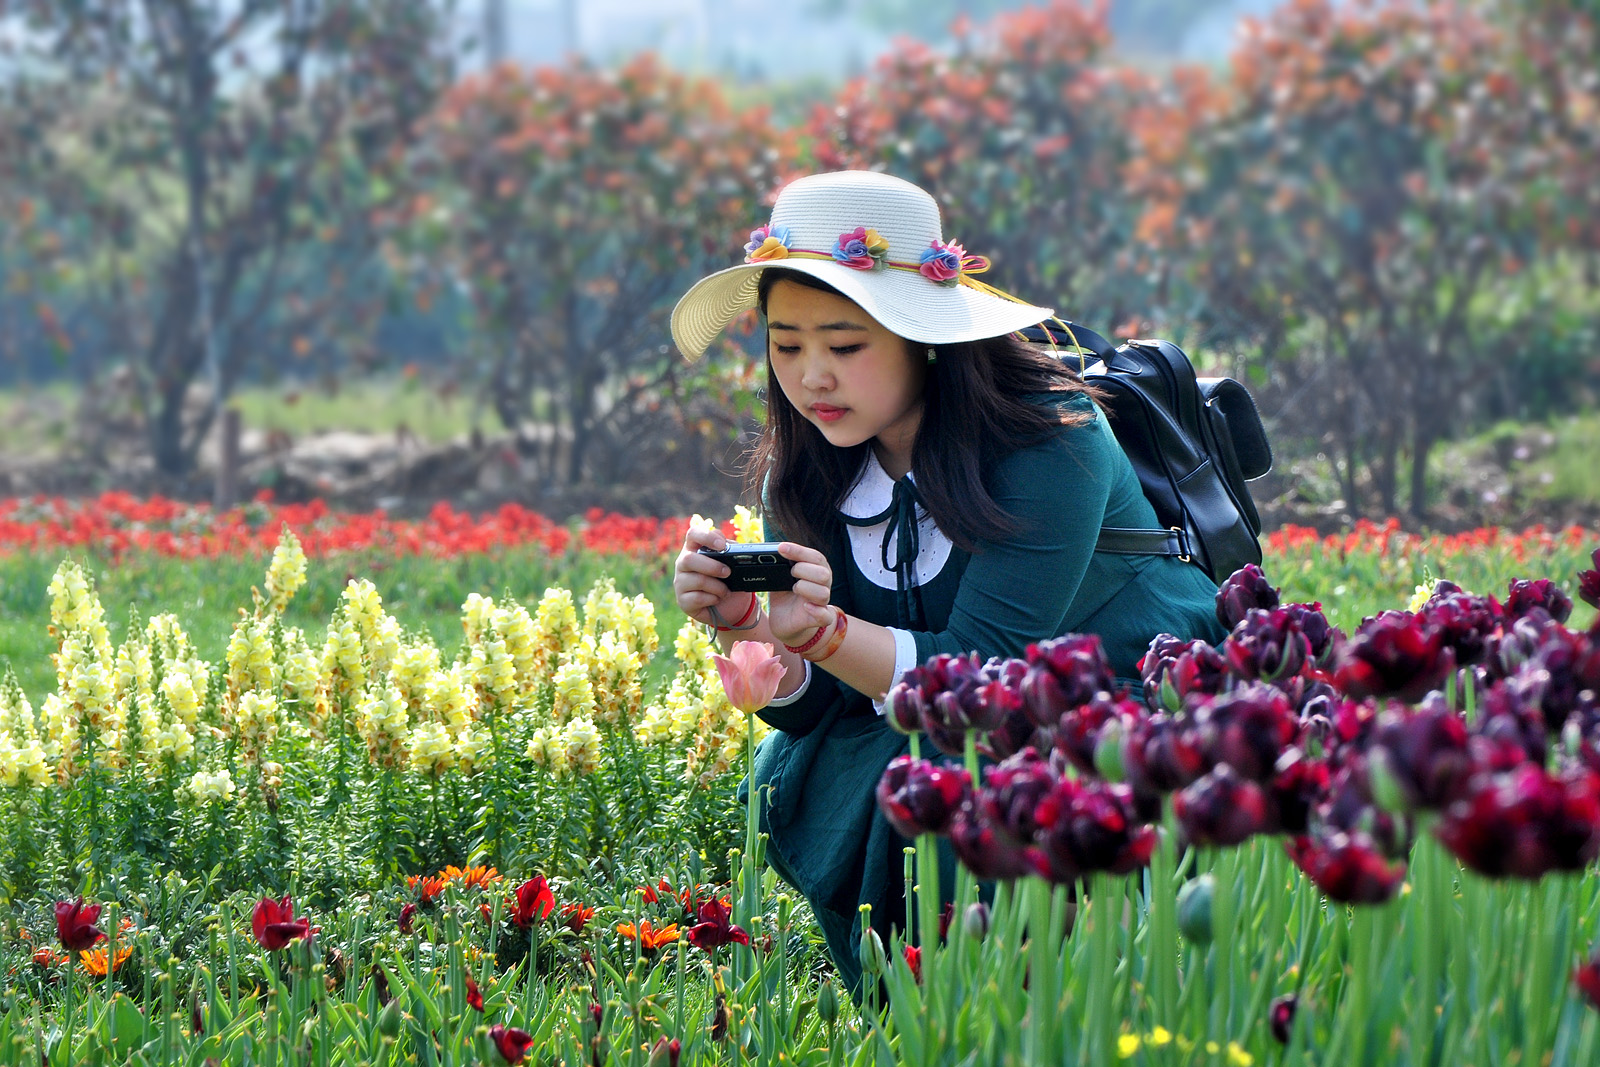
[783,608,839,656]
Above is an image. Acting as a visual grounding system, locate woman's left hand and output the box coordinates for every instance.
[767,542,836,647]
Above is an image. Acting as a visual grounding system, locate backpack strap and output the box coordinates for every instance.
[1095,526,1193,562]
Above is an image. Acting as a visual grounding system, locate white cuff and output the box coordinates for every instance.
[872,627,920,716]
[765,660,812,707]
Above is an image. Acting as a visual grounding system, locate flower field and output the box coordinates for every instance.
[1,494,1599,1065]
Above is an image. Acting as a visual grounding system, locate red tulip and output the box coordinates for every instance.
[465,973,483,1011]
[488,1023,535,1064]
[686,897,750,951]
[1575,945,1600,1010]
[398,902,417,935]
[251,895,313,951]
[712,641,787,715]
[902,944,922,983]
[55,897,106,953]
[508,876,555,928]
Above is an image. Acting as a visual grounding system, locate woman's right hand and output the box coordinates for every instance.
[672,523,752,628]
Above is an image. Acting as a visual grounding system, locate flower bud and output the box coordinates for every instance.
[1092,716,1128,783]
[817,981,839,1025]
[648,1036,682,1067]
[962,901,990,942]
[858,926,887,978]
[1176,875,1214,944]
[377,997,403,1039]
[1269,994,1298,1045]
[884,682,926,736]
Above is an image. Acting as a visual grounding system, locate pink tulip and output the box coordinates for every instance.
[713,641,787,715]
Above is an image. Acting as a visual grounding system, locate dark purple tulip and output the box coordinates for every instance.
[1173,765,1271,847]
[1420,591,1502,668]
[1267,751,1330,835]
[1224,608,1312,684]
[1029,778,1157,883]
[1195,683,1298,782]
[1055,691,1143,777]
[883,680,927,736]
[1287,831,1406,904]
[1578,549,1600,610]
[1505,578,1573,625]
[1367,698,1474,812]
[1125,714,1206,796]
[1435,764,1600,879]
[1334,611,1453,703]
[1269,995,1298,1045]
[979,700,1051,762]
[1216,563,1280,631]
[1524,627,1600,729]
[1020,634,1116,726]
[1142,636,1230,712]
[948,802,1035,880]
[1477,672,1554,764]
[876,755,972,839]
[1317,763,1413,858]
[975,748,1059,848]
[1284,602,1338,665]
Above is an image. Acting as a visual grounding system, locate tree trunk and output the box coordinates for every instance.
[1410,429,1435,521]
[149,378,190,477]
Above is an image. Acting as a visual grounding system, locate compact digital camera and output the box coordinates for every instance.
[697,543,796,592]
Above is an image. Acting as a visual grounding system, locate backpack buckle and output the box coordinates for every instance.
[1170,527,1193,564]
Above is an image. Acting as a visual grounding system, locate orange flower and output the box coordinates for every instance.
[79,944,132,976]
[615,920,680,950]
[407,875,446,904]
[453,865,503,890]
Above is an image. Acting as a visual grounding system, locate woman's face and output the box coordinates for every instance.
[766,279,926,472]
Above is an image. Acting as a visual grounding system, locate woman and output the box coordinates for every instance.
[670,171,1223,995]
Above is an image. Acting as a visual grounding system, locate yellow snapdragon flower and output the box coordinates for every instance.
[185,769,235,804]
[407,720,456,776]
[264,526,308,613]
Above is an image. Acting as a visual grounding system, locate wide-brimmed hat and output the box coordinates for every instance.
[670,170,1054,361]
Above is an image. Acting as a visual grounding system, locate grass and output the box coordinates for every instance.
[228,373,485,444]
[0,375,487,455]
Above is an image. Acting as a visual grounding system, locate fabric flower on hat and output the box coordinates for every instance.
[832,226,889,271]
[743,224,792,263]
[919,239,967,286]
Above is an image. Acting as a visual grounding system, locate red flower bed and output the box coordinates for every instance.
[0,492,739,561]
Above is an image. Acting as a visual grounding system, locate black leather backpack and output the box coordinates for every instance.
[1020,322,1273,584]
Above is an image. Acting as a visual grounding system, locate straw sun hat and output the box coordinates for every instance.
[670,170,1054,361]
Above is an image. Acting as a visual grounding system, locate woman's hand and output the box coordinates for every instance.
[672,524,753,628]
[767,542,835,647]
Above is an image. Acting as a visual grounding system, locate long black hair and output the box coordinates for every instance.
[747,267,1099,554]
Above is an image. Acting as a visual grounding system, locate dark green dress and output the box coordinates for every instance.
[751,393,1225,996]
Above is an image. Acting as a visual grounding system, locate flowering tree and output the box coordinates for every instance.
[415,56,795,486]
[808,1,1164,328]
[1148,0,1591,517]
[0,0,453,477]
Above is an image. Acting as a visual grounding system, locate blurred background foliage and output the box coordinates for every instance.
[0,0,1594,524]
